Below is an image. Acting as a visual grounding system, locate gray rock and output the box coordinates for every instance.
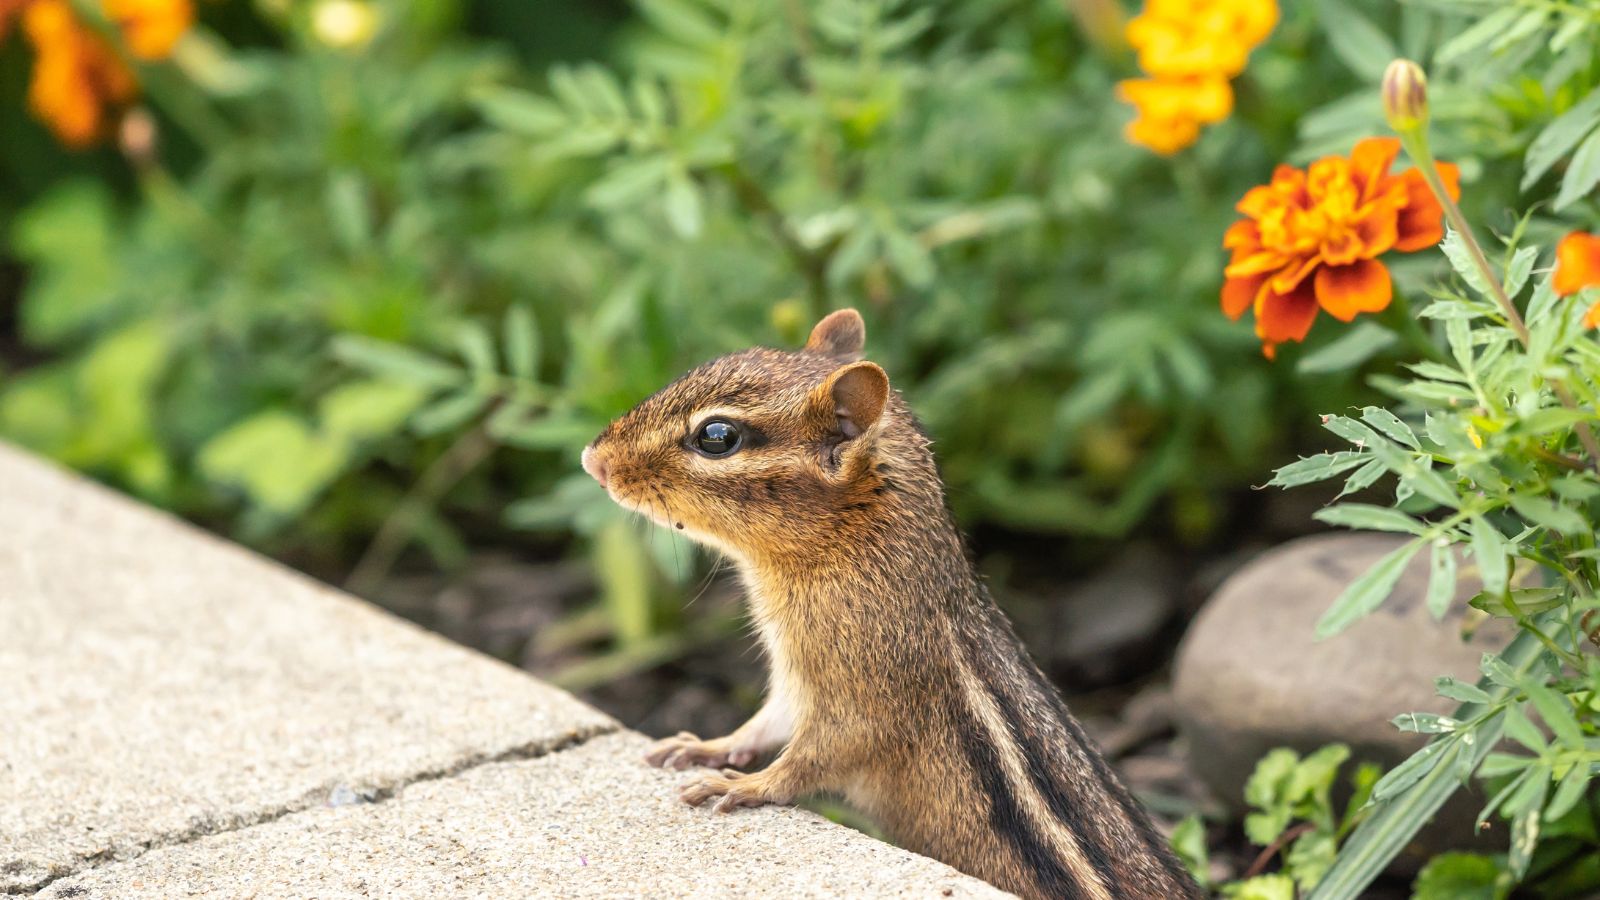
[1173,532,1514,862]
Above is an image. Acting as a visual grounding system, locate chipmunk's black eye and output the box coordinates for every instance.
[693,419,742,457]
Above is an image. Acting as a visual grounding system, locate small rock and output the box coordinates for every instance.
[1173,532,1514,865]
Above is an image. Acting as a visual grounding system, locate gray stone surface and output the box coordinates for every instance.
[1173,532,1514,862]
[0,444,615,893]
[35,733,1008,898]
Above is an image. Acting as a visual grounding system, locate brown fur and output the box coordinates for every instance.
[584,310,1201,900]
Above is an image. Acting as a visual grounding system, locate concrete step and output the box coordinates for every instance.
[0,444,1007,897]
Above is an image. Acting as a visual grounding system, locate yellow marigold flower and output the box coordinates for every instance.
[105,0,193,60]
[23,0,137,148]
[1117,0,1278,155]
[1117,76,1233,156]
[1127,0,1276,79]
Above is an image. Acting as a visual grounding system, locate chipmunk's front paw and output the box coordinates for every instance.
[644,732,757,771]
[679,768,783,814]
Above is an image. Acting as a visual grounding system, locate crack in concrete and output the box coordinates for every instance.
[12,722,623,897]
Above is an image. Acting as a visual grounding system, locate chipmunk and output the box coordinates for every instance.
[581,310,1200,900]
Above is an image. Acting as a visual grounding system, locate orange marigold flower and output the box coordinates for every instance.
[1552,231,1600,329]
[1221,136,1461,359]
[2,0,191,147]
[23,0,138,148]
[1116,75,1232,156]
[105,0,192,60]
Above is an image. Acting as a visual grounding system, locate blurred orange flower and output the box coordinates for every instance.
[1,0,190,147]
[1552,231,1600,329]
[106,0,192,59]
[1117,0,1277,155]
[1222,137,1460,358]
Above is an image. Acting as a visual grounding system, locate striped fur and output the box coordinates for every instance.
[587,311,1201,900]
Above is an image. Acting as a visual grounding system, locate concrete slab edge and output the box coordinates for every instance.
[10,721,622,896]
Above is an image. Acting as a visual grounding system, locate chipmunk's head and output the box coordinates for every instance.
[582,309,906,562]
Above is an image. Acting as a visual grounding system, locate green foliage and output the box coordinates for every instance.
[1411,852,1509,900]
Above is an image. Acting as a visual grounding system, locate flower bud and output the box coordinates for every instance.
[1382,59,1428,133]
[311,0,378,50]
[118,107,157,169]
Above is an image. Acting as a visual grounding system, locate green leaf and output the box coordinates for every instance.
[1297,322,1397,374]
[1312,504,1425,535]
[1286,829,1338,893]
[587,157,673,209]
[11,182,120,345]
[474,88,568,135]
[1370,738,1449,803]
[1544,761,1590,822]
[1502,704,1548,754]
[331,336,463,389]
[1335,460,1386,500]
[455,320,497,376]
[1469,516,1509,596]
[1434,676,1489,705]
[198,411,347,516]
[1360,407,1419,449]
[1555,126,1600,211]
[882,226,935,289]
[1524,682,1583,747]
[411,391,490,436]
[325,172,371,253]
[1315,539,1425,638]
[1313,0,1396,80]
[1168,815,1210,888]
[1469,587,1565,618]
[1508,496,1587,534]
[1310,630,1541,900]
[1411,852,1504,900]
[1437,6,1520,66]
[1502,246,1537,298]
[1244,747,1301,844]
[1425,540,1458,620]
[1480,653,1521,689]
[1392,712,1458,734]
[318,380,427,443]
[663,170,704,239]
[1223,874,1295,900]
[1524,85,1600,190]
[635,0,723,45]
[1268,452,1368,488]
[1441,228,1492,297]
[1507,801,1544,879]
[595,518,655,647]
[503,306,539,382]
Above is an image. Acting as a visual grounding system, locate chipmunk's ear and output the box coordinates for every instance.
[805,309,865,362]
[820,361,889,439]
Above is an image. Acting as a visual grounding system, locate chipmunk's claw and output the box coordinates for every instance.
[645,732,753,771]
[680,768,773,812]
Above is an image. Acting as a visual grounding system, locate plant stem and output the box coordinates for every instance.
[1396,131,1600,467]
[1242,822,1317,880]
[345,419,498,596]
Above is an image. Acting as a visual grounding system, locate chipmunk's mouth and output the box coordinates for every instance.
[604,482,682,531]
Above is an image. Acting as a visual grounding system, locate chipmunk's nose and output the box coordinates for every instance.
[581,445,609,488]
